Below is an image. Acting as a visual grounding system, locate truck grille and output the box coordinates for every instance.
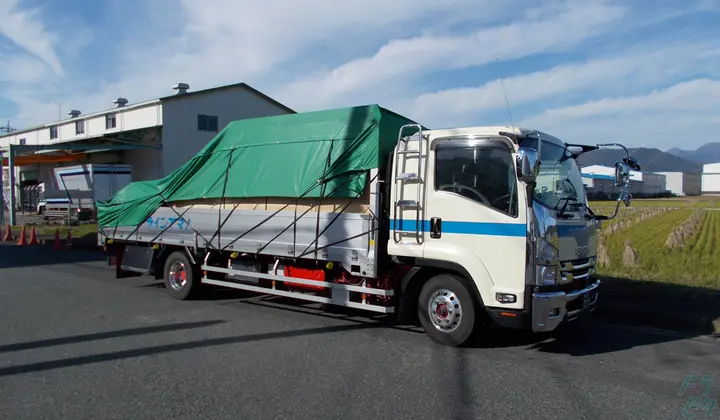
[559,257,595,291]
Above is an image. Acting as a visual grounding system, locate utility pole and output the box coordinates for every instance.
[0,120,16,134]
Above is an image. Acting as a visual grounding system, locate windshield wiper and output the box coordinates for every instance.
[556,196,596,220]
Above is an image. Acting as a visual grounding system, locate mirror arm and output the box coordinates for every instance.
[594,200,621,221]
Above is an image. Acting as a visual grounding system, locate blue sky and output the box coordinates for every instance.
[1,0,719,150]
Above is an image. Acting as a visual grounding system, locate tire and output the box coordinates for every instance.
[417,273,477,347]
[163,251,202,300]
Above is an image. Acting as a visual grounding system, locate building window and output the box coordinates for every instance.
[18,138,26,145]
[197,114,219,132]
[106,113,117,129]
[49,126,58,139]
[75,120,85,135]
[435,142,518,217]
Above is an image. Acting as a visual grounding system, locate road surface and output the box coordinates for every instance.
[0,245,718,420]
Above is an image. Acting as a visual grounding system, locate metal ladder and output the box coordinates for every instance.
[392,124,426,244]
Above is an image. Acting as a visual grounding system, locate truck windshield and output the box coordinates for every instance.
[518,138,587,210]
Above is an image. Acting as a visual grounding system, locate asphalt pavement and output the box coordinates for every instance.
[1,245,718,420]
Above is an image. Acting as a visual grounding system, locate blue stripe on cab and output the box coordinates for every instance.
[390,220,526,237]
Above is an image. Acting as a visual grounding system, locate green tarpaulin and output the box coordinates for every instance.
[97,104,421,228]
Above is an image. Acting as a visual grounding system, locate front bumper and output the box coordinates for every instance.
[531,278,600,332]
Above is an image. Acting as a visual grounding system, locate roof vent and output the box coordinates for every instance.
[172,83,190,95]
[113,97,129,107]
[68,110,81,118]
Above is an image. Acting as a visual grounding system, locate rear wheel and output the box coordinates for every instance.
[418,273,477,347]
[163,251,202,300]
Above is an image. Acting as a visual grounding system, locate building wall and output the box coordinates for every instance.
[0,101,162,147]
[683,173,701,196]
[639,172,666,195]
[702,174,720,195]
[702,162,720,195]
[121,148,163,181]
[656,172,682,195]
[656,172,701,196]
[159,87,294,175]
[582,177,644,196]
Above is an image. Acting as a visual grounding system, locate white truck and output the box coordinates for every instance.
[38,164,132,218]
[98,108,639,347]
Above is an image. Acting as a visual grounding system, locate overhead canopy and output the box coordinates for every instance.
[1,153,88,166]
[97,104,422,228]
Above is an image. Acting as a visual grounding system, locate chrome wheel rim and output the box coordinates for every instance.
[168,261,187,291]
[428,288,462,332]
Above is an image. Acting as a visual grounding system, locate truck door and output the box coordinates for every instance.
[422,136,528,309]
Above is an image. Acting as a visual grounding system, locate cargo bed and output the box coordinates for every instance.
[99,170,381,278]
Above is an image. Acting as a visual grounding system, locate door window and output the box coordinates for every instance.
[435,142,518,217]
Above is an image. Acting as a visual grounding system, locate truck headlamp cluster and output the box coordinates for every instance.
[536,238,560,285]
[537,238,558,266]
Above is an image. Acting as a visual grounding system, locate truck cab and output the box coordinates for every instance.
[388,125,637,346]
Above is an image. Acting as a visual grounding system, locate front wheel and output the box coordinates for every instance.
[163,251,202,300]
[418,273,478,347]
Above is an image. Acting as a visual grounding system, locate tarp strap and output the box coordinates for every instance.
[300,170,378,259]
[254,170,365,256]
[219,178,325,251]
[220,169,365,253]
[314,134,338,259]
[146,206,193,245]
[255,205,316,255]
[207,203,239,248]
[157,192,221,251]
[214,149,236,249]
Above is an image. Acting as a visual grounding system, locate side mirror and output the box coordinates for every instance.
[614,161,629,186]
[623,156,641,171]
[516,147,540,183]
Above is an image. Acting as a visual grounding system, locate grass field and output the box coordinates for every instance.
[591,196,720,291]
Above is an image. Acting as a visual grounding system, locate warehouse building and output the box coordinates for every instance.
[655,171,701,196]
[701,162,720,195]
[580,165,667,198]
[1,82,295,223]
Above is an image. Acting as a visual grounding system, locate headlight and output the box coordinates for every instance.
[539,265,559,285]
[537,238,558,266]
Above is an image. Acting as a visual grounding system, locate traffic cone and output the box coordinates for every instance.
[53,229,62,250]
[2,224,12,242]
[16,226,27,246]
[65,229,73,247]
[28,226,38,245]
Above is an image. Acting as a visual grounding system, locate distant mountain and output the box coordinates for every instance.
[667,143,720,164]
[576,147,702,173]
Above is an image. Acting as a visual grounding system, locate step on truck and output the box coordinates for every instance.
[97,105,640,347]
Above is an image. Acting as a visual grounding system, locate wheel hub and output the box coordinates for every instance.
[428,289,462,332]
[168,261,187,291]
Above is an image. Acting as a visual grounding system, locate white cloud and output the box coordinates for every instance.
[0,0,717,154]
[278,1,626,109]
[6,0,511,122]
[0,0,63,76]
[410,42,720,127]
[0,55,50,84]
[518,79,720,150]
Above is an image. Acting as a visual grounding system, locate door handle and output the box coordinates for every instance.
[430,217,442,239]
